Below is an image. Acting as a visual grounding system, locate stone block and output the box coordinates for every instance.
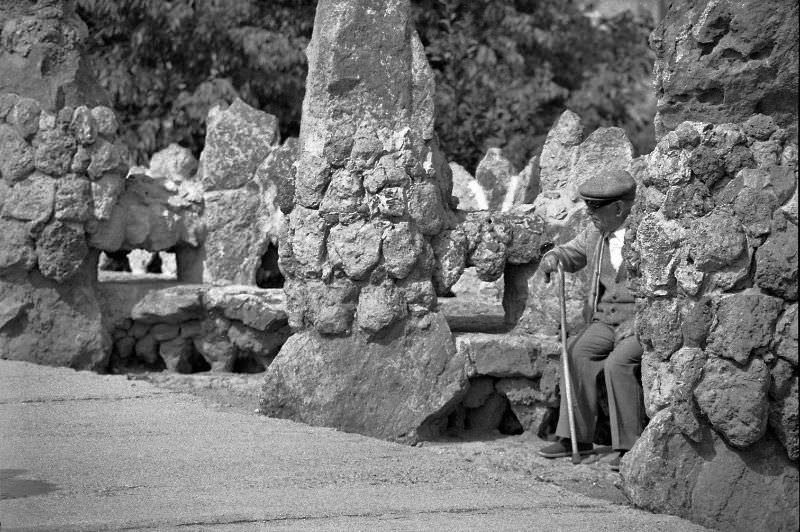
[203,187,278,285]
[0,266,109,370]
[621,410,799,531]
[456,333,539,378]
[694,356,770,448]
[287,205,326,277]
[462,376,495,408]
[636,298,684,361]
[0,123,34,182]
[775,304,798,366]
[130,322,150,339]
[688,210,747,271]
[431,228,467,294]
[356,282,406,335]
[87,139,126,181]
[318,168,364,225]
[70,106,97,145]
[260,312,468,444]
[203,286,287,332]
[633,212,686,297]
[36,221,88,282]
[33,127,76,176]
[3,172,55,222]
[294,154,330,209]
[54,175,92,222]
[706,291,783,364]
[382,222,422,280]
[327,220,382,280]
[193,326,237,372]
[90,174,125,220]
[768,376,799,461]
[755,219,798,300]
[130,286,204,325]
[0,218,36,271]
[148,143,197,181]
[495,377,540,406]
[198,98,278,191]
[91,106,118,137]
[8,97,40,139]
[407,182,444,236]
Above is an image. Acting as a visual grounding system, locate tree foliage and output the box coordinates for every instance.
[78,0,655,170]
[413,0,656,170]
[77,0,315,163]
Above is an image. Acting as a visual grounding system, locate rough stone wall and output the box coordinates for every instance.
[619,2,799,529]
[0,0,209,370]
[0,1,147,369]
[620,123,798,529]
[99,284,290,374]
[651,0,798,139]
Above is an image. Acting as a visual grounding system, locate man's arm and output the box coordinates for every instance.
[539,225,592,282]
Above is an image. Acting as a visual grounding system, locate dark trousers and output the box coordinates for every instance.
[555,321,645,450]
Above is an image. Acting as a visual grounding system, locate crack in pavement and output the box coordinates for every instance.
[0,393,175,405]
[122,503,582,530]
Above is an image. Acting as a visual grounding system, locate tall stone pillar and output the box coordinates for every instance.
[0,0,123,370]
[621,1,799,529]
[259,0,469,443]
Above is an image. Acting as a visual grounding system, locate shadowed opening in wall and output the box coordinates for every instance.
[97,249,178,281]
[256,243,284,289]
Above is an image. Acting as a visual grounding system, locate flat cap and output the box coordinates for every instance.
[578,169,636,202]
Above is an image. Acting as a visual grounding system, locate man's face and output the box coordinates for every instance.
[586,200,628,233]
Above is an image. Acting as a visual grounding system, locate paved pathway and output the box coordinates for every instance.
[0,360,707,531]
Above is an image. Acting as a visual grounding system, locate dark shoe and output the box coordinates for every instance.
[609,451,627,471]
[538,439,594,458]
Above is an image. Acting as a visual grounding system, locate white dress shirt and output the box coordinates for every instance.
[608,227,626,272]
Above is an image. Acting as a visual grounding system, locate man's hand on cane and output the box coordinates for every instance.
[540,252,561,283]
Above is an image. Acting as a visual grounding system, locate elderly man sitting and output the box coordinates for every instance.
[537,169,645,471]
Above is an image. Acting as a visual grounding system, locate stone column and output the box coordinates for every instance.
[258,0,469,443]
[620,1,799,529]
[0,0,124,370]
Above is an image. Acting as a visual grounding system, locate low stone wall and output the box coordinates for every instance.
[99,283,290,374]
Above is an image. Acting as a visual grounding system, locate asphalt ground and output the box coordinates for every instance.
[0,360,708,531]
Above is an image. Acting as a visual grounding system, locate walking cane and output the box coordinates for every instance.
[558,262,582,465]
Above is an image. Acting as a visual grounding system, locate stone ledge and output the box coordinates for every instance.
[455,331,560,378]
